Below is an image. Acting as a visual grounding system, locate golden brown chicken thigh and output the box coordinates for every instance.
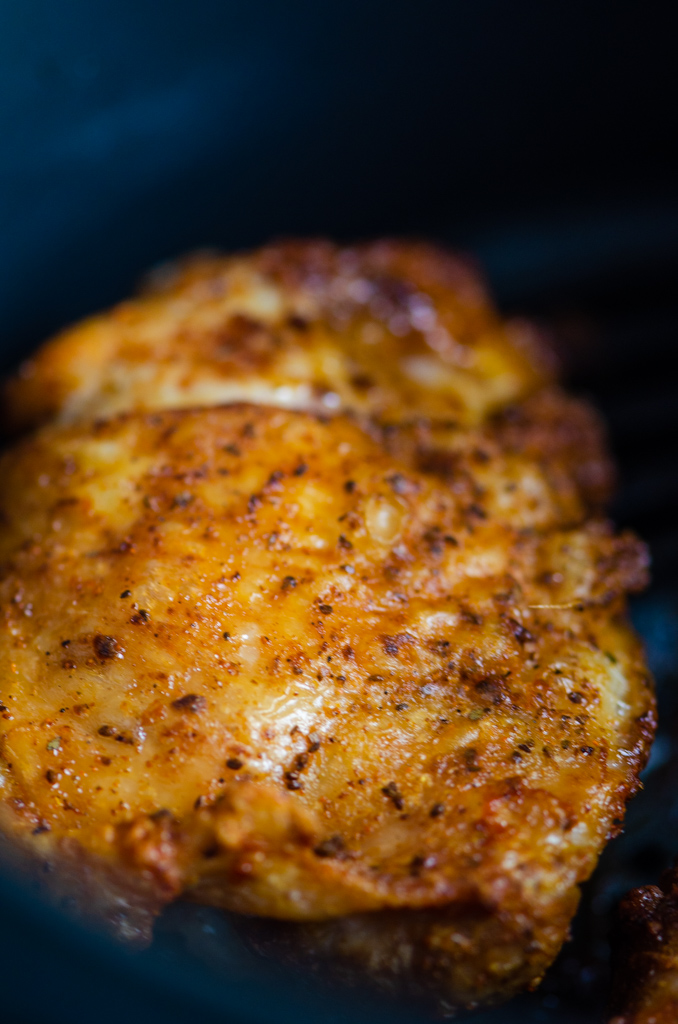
[3,240,552,433]
[0,402,653,1009]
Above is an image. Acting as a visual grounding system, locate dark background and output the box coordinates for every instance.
[2,0,678,358]
[1,2,678,1022]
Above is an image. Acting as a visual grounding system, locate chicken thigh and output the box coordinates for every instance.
[0,402,652,1009]
[3,240,552,433]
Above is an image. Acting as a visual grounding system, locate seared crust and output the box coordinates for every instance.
[2,240,553,434]
[492,386,616,511]
[609,865,678,1023]
[0,403,653,1008]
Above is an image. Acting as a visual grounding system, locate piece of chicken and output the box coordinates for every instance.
[609,865,678,1023]
[3,240,553,434]
[0,401,653,1009]
[1,240,614,521]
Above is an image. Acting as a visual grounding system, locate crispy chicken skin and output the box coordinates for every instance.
[609,866,678,1024]
[0,403,653,1008]
[3,240,553,434]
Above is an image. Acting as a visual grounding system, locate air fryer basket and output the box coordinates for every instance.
[1,3,677,1022]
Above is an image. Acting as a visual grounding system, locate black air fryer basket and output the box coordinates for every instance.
[1,3,677,1022]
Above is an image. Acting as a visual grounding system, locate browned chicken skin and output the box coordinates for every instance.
[610,865,678,1024]
[3,240,552,433]
[0,241,653,1010]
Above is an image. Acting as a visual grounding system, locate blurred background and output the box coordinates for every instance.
[2,0,678,352]
[1,2,678,1021]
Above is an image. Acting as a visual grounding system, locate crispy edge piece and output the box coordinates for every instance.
[610,864,678,1023]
